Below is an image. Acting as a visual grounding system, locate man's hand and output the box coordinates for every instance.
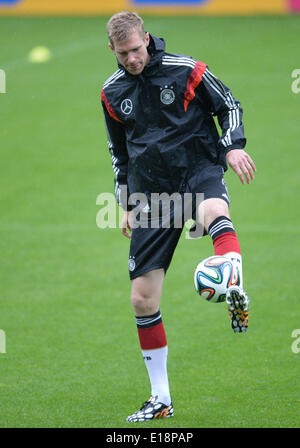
[226,149,257,185]
[121,210,133,239]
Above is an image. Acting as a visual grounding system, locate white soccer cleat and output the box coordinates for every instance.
[126,395,174,423]
[226,285,249,333]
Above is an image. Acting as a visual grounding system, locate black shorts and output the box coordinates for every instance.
[128,165,230,280]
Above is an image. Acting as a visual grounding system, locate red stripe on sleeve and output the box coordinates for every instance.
[184,61,207,112]
[101,88,123,123]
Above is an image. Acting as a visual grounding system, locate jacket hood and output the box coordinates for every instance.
[148,34,166,54]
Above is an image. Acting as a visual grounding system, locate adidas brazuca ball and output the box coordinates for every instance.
[194,256,240,303]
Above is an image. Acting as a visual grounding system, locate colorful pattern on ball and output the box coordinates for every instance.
[194,256,240,303]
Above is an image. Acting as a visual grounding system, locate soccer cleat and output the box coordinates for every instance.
[226,285,249,333]
[126,395,174,423]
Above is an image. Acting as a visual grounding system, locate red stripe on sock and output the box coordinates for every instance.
[213,231,241,256]
[137,322,167,350]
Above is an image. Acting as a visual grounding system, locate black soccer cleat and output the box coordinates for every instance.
[126,395,174,422]
[226,286,249,333]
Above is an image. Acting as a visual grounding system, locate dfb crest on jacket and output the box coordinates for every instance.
[160,86,175,105]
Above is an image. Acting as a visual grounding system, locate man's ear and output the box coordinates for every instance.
[145,32,150,47]
[108,42,115,53]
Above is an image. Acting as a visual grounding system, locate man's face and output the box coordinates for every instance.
[110,31,151,76]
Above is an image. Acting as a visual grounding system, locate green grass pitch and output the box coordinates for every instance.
[0,14,299,428]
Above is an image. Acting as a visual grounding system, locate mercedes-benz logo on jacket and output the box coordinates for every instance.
[121,98,133,115]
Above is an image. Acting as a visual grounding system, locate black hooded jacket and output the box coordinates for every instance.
[101,35,246,209]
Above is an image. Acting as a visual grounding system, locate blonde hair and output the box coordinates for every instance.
[107,11,146,47]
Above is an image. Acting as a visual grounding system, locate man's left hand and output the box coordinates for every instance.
[226,149,257,184]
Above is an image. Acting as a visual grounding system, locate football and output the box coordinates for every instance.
[194,256,240,303]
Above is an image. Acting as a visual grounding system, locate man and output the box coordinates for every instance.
[101,11,256,423]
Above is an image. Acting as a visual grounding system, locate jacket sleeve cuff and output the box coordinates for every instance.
[118,184,134,211]
[223,138,247,154]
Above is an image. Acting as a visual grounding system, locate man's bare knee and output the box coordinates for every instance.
[130,269,164,316]
[131,291,157,316]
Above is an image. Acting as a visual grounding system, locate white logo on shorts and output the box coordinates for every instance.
[128,257,136,271]
[222,179,230,203]
[222,193,229,202]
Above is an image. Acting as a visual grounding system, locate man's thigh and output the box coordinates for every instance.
[128,225,183,280]
[198,197,230,231]
[189,164,231,231]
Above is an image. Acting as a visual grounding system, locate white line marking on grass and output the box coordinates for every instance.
[0,223,299,233]
[239,224,300,233]
[2,36,105,71]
